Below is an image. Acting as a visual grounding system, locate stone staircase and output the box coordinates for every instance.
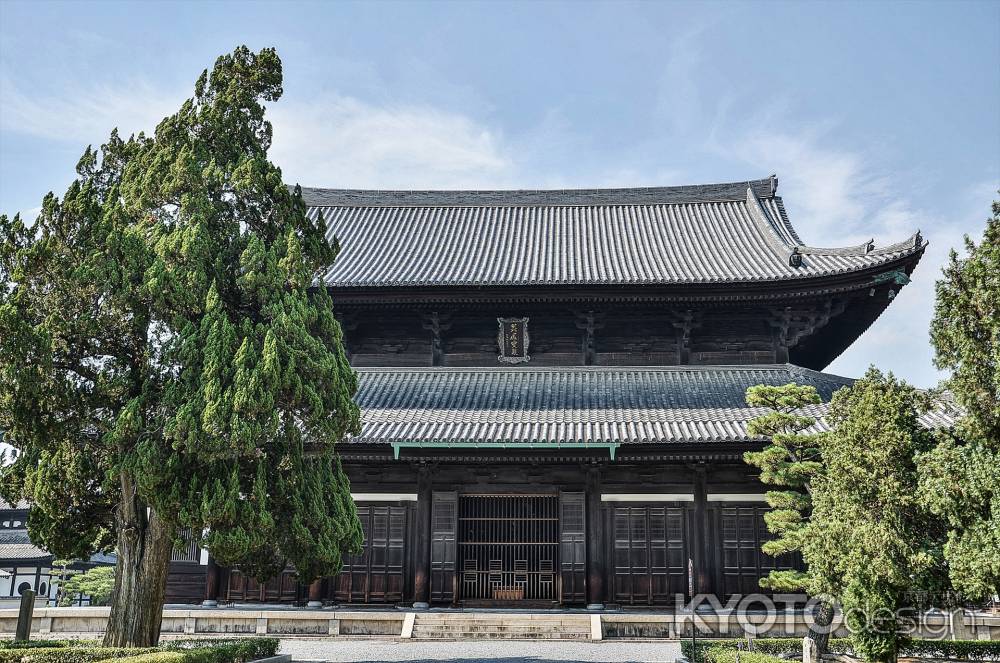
[410,612,595,640]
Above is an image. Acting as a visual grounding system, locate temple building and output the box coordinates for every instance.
[0,500,116,607]
[171,175,928,608]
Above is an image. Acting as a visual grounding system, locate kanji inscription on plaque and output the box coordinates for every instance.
[497,317,530,364]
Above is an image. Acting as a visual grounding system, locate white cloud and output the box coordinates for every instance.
[711,124,876,247]
[0,75,185,146]
[0,74,517,191]
[269,95,513,190]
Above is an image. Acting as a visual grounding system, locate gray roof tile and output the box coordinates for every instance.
[301,176,925,287]
[347,365,957,446]
[0,530,49,562]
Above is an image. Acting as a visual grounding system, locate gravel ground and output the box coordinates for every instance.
[279,638,682,663]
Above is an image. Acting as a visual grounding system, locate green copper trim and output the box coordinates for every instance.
[871,269,910,286]
[391,441,619,461]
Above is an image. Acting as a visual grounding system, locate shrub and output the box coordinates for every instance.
[99,655,185,663]
[0,647,158,663]
[681,637,852,661]
[162,638,279,662]
[681,636,1000,663]
[700,647,786,663]
[902,639,1000,660]
[0,642,74,650]
[0,639,278,663]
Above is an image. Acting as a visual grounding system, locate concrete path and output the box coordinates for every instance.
[279,638,681,663]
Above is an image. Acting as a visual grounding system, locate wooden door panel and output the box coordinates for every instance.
[430,492,457,603]
[611,504,689,605]
[559,492,586,605]
[715,505,801,597]
[333,503,408,604]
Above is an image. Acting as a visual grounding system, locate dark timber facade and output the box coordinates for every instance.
[179,175,930,608]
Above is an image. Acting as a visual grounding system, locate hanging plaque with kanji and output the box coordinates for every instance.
[497,317,530,364]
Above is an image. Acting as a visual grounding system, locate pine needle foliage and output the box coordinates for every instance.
[743,383,823,592]
[0,46,362,644]
[804,368,948,663]
[58,566,116,607]
[918,199,1000,600]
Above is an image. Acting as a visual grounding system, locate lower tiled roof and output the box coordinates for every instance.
[348,365,958,447]
[0,529,50,563]
[350,365,809,446]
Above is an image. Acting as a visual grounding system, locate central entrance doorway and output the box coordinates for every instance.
[457,494,559,604]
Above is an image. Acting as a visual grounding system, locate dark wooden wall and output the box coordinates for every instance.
[334,454,796,607]
[164,561,207,604]
[200,453,798,607]
[337,296,866,370]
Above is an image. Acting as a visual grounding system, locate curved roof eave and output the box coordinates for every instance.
[297,175,926,289]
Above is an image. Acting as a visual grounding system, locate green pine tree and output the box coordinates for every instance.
[804,368,948,663]
[744,384,823,590]
[743,383,834,647]
[0,46,362,647]
[918,200,1000,600]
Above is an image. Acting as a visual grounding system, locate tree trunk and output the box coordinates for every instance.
[809,600,836,655]
[103,477,174,648]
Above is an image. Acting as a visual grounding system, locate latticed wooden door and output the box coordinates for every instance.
[611,504,689,605]
[430,491,457,603]
[714,504,801,596]
[457,494,559,602]
[334,503,408,603]
[559,492,586,605]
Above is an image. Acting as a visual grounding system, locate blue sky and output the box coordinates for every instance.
[1,0,997,387]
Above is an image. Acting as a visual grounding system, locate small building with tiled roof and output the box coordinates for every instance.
[0,500,116,607]
[183,175,931,608]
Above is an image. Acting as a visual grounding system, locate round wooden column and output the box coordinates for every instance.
[412,463,432,609]
[692,464,711,596]
[586,465,606,610]
[307,578,324,608]
[202,556,221,606]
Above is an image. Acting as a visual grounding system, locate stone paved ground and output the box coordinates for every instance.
[279,638,682,663]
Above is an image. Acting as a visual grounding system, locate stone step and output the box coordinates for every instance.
[413,621,590,631]
[413,628,590,640]
[413,623,590,631]
[411,630,593,640]
[410,612,595,640]
[414,618,590,625]
[415,616,590,623]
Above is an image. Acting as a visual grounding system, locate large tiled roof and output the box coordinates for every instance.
[0,530,49,563]
[346,365,956,447]
[302,176,925,288]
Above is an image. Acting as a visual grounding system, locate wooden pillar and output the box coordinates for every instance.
[202,556,221,606]
[412,464,432,609]
[307,578,324,608]
[692,464,711,596]
[586,465,605,610]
